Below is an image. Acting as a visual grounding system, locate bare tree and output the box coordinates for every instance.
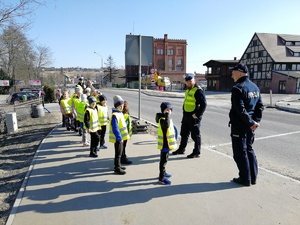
[0,0,43,28]
[34,44,53,78]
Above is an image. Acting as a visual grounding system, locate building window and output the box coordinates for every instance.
[176,66,182,71]
[157,49,163,55]
[168,59,172,65]
[264,80,270,88]
[258,51,264,57]
[253,40,258,46]
[177,59,182,65]
[167,49,174,55]
[247,53,251,59]
[294,52,300,57]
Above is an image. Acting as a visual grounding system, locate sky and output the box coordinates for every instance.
[14,0,300,74]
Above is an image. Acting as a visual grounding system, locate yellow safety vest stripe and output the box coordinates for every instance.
[157,118,177,150]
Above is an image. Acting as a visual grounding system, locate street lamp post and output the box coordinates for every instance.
[94,51,104,88]
[94,51,103,69]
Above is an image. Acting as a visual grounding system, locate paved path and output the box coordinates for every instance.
[7,125,300,225]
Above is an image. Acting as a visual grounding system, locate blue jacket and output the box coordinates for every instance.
[111,108,123,142]
[229,76,264,129]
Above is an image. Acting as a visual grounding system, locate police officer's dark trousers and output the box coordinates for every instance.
[178,113,201,155]
[231,125,258,184]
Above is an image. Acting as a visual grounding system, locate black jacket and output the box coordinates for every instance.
[155,112,171,149]
[229,76,264,128]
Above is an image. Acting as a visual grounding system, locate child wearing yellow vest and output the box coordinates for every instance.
[84,96,100,157]
[59,92,73,131]
[96,94,109,149]
[121,101,132,164]
[109,95,129,175]
[155,102,177,185]
[77,94,89,147]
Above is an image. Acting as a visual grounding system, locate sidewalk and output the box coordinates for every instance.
[7,126,300,225]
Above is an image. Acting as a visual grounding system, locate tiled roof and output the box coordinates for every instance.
[256,33,300,63]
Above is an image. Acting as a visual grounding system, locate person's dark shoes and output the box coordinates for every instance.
[114,168,126,175]
[231,177,250,186]
[172,149,185,155]
[67,127,71,131]
[187,153,200,158]
[121,157,132,164]
[120,166,126,170]
[89,153,98,158]
[74,128,79,132]
[251,180,256,185]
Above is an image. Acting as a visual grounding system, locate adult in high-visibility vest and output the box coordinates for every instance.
[172,74,207,158]
[155,102,177,185]
[96,94,109,149]
[121,101,133,165]
[109,95,129,175]
[84,96,100,158]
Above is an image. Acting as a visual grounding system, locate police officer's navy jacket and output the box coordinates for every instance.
[183,84,207,120]
[229,76,264,129]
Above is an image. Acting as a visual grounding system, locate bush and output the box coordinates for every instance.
[43,85,55,103]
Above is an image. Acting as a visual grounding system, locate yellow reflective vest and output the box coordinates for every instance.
[124,113,132,138]
[76,101,87,122]
[61,98,72,114]
[109,112,129,143]
[157,118,177,150]
[97,105,109,126]
[85,108,99,132]
[183,87,198,112]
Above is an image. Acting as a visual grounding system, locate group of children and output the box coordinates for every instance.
[59,85,133,175]
[59,84,176,183]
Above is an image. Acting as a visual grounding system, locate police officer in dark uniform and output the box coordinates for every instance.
[172,74,207,158]
[229,63,264,186]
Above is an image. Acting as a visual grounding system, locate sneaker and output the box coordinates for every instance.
[67,127,71,131]
[120,166,126,170]
[100,144,108,149]
[158,178,171,185]
[95,146,100,151]
[114,168,126,175]
[164,173,172,178]
[172,149,185,155]
[83,143,89,147]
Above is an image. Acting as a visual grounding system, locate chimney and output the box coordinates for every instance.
[234,57,237,60]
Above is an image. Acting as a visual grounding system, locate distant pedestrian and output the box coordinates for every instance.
[96,94,109,149]
[121,101,133,164]
[77,77,86,90]
[172,74,207,158]
[109,95,129,175]
[84,96,100,157]
[155,102,177,185]
[228,63,264,186]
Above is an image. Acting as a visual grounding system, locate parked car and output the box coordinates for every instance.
[20,88,45,97]
[6,92,39,104]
